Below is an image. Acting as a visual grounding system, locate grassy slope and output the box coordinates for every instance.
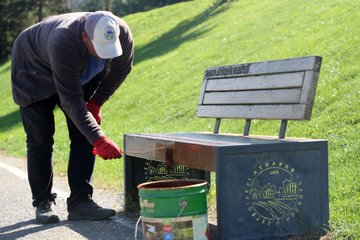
[0,0,359,237]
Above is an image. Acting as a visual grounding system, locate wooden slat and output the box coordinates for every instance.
[300,70,319,104]
[204,56,322,79]
[203,89,302,105]
[198,78,208,105]
[206,72,304,91]
[126,133,242,146]
[124,134,216,171]
[197,104,310,120]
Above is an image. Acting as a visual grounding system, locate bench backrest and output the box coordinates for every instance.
[197,56,322,138]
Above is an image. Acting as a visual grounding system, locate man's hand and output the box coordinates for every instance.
[86,100,102,124]
[93,136,122,160]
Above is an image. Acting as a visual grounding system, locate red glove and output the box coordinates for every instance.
[93,136,123,160]
[86,100,102,124]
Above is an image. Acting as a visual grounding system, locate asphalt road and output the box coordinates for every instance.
[0,156,141,240]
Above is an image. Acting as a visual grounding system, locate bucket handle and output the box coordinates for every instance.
[135,216,142,239]
[134,200,189,240]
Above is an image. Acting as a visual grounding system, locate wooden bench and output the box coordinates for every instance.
[124,56,328,239]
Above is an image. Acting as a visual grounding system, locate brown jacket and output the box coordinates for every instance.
[11,12,134,144]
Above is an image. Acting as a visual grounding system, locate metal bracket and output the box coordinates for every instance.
[244,119,251,136]
[279,120,288,139]
[214,118,221,134]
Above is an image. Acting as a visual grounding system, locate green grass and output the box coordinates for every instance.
[1,0,360,237]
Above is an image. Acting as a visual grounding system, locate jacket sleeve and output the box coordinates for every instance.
[48,30,104,144]
[90,19,134,106]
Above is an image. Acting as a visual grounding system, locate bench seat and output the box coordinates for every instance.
[124,132,325,172]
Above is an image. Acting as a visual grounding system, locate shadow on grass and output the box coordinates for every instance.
[0,109,22,132]
[134,0,234,65]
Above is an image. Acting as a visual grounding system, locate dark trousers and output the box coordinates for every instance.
[19,78,102,210]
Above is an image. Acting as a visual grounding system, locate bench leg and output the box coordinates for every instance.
[124,155,145,211]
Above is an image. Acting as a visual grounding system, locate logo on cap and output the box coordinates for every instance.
[104,28,115,41]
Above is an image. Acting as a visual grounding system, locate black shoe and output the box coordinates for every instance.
[35,199,60,223]
[68,199,116,221]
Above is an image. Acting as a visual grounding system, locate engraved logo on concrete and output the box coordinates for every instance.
[144,160,191,181]
[245,161,303,226]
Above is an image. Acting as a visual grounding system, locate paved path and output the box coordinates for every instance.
[0,156,142,240]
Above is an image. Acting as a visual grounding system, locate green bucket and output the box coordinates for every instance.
[138,179,209,240]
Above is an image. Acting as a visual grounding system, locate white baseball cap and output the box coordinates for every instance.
[84,11,122,59]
